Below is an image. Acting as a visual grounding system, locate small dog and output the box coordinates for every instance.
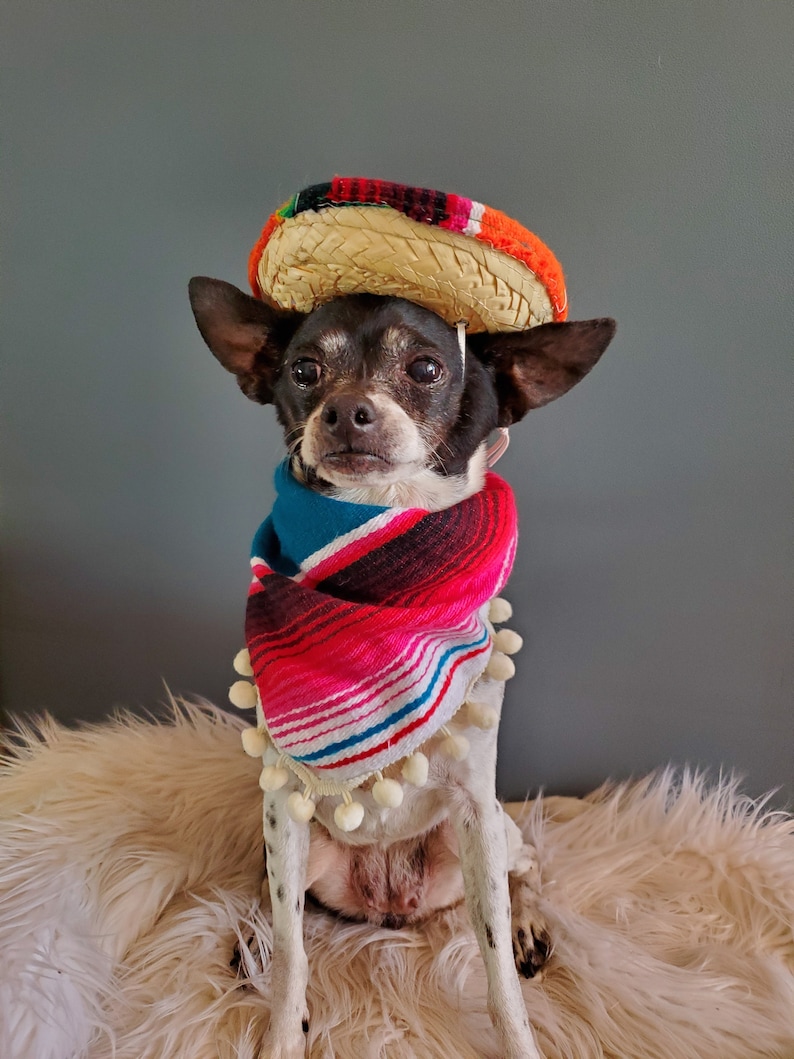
[189,278,614,1059]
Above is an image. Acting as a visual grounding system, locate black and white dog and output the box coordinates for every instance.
[189,277,615,1059]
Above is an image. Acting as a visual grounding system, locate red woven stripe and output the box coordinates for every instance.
[377,477,513,608]
[299,508,425,589]
[248,588,363,664]
[271,624,448,739]
[329,177,451,227]
[310,639,492,771]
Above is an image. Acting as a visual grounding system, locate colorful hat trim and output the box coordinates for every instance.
[248,177,567,333]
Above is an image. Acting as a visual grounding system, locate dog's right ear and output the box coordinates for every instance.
[469,317,616,425]
[188,277,303,404]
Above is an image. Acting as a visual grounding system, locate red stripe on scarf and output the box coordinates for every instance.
[309,639,492,771]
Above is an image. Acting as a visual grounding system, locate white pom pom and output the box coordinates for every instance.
[372,777,404,808]
[287,791,316,823]
[229,680,258,710]
[489,597,513,624]
[402,752,429,787]
[467,701,499,729]
[233,648,253,676]
[241,727,269,757]
[486,652,516,681]
[441,733,470,761]
[259,765,289,791]
[493,629,523,655]
[334,800,365,832]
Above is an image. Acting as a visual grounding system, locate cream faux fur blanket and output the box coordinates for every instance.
[1,701,792,1059]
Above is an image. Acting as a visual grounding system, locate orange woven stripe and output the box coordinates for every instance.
[477,207,568,321]
[248,213,282,299]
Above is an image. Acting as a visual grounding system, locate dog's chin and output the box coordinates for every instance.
[320,452,402,481]
[301,443,488,512]
[313,452,424,489]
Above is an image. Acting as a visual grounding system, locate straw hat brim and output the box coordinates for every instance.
[250,204,563,333]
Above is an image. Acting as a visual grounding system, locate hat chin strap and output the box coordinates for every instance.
[456,320,510,468]
[486,427,510,467]
[456,320,467,368]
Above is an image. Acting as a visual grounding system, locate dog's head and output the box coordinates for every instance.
[189,277,615,508]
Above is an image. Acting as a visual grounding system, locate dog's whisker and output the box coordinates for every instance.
[283,427,304,449]
[436,437,455,460]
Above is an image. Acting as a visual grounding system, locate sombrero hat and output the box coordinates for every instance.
[248,177,568,333]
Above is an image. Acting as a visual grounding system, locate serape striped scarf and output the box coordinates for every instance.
[246,463,518,787]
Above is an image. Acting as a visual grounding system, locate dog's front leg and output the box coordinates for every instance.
[261,786,310,1059]
[449,750,543,1059]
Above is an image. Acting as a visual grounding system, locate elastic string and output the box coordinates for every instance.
[486,428,510,466]
[456,320,467,371]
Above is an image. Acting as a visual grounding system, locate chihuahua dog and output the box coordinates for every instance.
[189,277,614,1059]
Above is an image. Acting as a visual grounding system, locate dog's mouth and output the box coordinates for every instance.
[321,450,394,475]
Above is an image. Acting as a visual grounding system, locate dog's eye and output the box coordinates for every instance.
[291,359,322,387]
[407,357,443,384]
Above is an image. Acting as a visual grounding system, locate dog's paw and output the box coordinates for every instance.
[260,1039,307,1059]
[261,1017,310,1059]
[260,1040,307,1059]
[509,839,540,880]
[511,916,551,979]
[509,860,552,980]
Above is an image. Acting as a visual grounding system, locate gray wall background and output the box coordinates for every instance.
[3,1,792,804]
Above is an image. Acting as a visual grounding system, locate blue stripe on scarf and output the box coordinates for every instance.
[292,624,490,763]
[252,461,389,575]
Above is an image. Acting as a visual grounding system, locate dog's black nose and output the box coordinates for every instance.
[321,393,377,438]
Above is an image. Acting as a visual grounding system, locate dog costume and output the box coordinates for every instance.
[231,177,566,829]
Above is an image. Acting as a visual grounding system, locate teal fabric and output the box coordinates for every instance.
[251,461,388,575]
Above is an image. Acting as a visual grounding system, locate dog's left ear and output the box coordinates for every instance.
[188,276,303,404]
[469,318,616,426]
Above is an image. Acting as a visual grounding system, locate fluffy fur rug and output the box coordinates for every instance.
[1,701,792,1059]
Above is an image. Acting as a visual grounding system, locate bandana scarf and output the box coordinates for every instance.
[245,463,518,789]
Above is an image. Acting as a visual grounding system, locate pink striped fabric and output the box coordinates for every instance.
[245,468,518,783]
